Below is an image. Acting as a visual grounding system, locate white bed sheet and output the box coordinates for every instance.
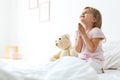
[99,70,120,80]
[0,57,120,80]
[0,57,99,80]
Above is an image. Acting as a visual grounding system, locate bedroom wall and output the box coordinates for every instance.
[0,0,18,58]
[16,0,120,63]
[0,0,120,63]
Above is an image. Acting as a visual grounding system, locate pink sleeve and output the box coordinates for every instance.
[91,28,105,39]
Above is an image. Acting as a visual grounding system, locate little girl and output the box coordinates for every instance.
[75,6,105,73]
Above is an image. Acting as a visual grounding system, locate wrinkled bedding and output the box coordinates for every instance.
[99,70,120,80]
[0,57,99,80]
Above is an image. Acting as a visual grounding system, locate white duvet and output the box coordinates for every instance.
[99,70,120,80]
[0,57,99,80]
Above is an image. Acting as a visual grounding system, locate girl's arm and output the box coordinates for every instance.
[78,23,101,52]
[74,23,83,53]
[82,33,101,52]
[75,36,83,53]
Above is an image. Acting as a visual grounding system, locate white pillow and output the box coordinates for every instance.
[103,40,120,70]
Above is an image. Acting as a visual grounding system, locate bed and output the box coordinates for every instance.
[99,70,120,80]
[0,40,120,80]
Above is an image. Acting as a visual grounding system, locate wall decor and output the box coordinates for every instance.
[29,0,50,22]
[29,0,39,9]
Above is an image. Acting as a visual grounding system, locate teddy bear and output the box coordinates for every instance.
[50,34,78,61]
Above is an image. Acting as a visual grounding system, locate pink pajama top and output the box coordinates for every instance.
[76,27,105,64]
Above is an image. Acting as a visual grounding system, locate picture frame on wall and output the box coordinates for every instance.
[29,0,39,9]
[39,1,50,22]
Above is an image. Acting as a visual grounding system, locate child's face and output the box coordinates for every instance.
[80,8,96,24]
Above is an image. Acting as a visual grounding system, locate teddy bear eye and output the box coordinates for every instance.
[59,38,61,40]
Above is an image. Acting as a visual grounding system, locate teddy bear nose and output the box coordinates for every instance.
[56,43,58,46]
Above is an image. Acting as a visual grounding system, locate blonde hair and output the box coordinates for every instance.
[84,7,107,42]
[84,7,102,29]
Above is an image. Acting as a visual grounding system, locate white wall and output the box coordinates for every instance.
[50,0,120,42]
[0,0,120,63]
[16,0,120,64]
[0,0,18,58]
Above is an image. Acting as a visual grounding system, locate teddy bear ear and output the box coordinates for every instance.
[64,34,70,39]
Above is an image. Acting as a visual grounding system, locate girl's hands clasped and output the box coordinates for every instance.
[78,23,86,36]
